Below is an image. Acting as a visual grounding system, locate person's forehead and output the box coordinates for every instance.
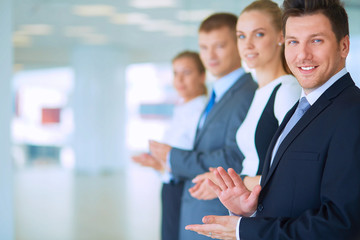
[285,13,332,37]
[198,27,234,43]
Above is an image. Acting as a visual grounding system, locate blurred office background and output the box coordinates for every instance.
[1,0,360,239]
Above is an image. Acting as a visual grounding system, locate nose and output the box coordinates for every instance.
[174,73,183,83]
[208,47,216,59]
[297,42,312,62]
[244,36,254,49]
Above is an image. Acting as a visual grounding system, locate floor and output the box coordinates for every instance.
[14,163,162,240]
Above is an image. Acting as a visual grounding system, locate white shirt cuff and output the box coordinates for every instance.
[237,217,241,240]
[160,150,173,183]
[229,211,256,240]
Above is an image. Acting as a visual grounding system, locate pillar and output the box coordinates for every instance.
[72,46,127,174]
[0,0,14,238]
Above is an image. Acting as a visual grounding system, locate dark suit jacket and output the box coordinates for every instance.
[240,73,360,240]
[170,72,257,240]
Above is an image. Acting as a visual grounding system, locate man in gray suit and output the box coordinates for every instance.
[150,13,257,240]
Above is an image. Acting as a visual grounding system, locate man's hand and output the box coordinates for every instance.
[131,153,165,172]
[185,215,239,240]
[209,167,261,217]
[189,168,218,200]
[149,140,172,163]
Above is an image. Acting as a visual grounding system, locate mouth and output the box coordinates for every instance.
[298,65,318,73]
[208,62,219,68]
[245,53,258,59]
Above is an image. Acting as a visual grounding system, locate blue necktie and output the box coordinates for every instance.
[270,97,311,166]
[204,90,216,115]
[198,90,216,129]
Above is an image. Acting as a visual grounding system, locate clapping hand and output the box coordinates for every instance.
[189,168,218,200]
[185,215,239,240]
[131,153,165,172]
[208,167,261,216]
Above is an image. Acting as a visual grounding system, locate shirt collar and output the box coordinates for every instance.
[212,68,245,102]
[301,67,348,105]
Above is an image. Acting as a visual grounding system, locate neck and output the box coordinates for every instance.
[215,64,241,80]
[182,93,203,103]
[255,58,286,88]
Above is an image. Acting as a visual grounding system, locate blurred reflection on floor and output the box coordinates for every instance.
[15,162,161,240]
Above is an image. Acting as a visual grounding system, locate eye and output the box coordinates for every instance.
[255,32,264,37]
[183,70,192,75]
[199,45,207,51]
[287,40,298,46]
[237,34,245,39]
[312,39,323,44]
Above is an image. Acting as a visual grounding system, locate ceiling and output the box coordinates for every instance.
[13,0,360,71]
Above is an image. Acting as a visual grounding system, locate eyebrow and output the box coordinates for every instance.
[236,27,266,34]
[285,32,327,40]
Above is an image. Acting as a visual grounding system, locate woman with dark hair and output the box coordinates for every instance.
[132,50,207,240]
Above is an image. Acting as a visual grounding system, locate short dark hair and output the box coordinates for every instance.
[172,50,205,74]
[199,13,238,41]
[282,0,349,42]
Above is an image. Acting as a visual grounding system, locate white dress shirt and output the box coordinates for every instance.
[160,95,207,183]
[163,95,207,150]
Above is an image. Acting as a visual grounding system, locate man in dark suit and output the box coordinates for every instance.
[149,13,257,240]
[185,0,360,239]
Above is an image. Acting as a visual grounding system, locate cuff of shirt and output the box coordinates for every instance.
[229,211,256,240]
[228,211,241,240]
[237,217,241,240]
[160,150,173,183]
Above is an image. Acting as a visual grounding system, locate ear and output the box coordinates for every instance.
[277,31,284,46]
[340,35,350,59]
[200,72,206,84]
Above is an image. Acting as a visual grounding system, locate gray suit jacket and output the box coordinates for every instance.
[170,72,257,240]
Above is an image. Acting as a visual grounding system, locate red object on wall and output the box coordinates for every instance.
[42,108,61,124]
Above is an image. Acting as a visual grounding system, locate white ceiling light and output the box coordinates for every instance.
[82,34,109,45]
[64,26,95,38]
[110,13,149,25]
[130,0,177,8]
[18,24,53,36]
[165,25,197,37]
[13,34,32,47]
[140,20,174,32]
[177,10,214,22]
[72,5,116,17]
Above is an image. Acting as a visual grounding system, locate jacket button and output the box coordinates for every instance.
[257,204,264,212]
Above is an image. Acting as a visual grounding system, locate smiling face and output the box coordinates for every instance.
[236,10,283,70]
[284,13,349,94]
[198,26,241,79]
[172,57,205,102]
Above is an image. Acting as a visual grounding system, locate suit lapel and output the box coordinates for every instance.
[194,73,251,146]
[260,104,296,186]
[261,73,354,187]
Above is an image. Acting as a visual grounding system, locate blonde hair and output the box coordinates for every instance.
[241,0,291,74]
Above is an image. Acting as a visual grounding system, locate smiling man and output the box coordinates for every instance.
[186,0,360,239]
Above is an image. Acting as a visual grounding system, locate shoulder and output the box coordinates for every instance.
[276,75,301,99]
[273,75,302,123]
[231,73,257,99]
